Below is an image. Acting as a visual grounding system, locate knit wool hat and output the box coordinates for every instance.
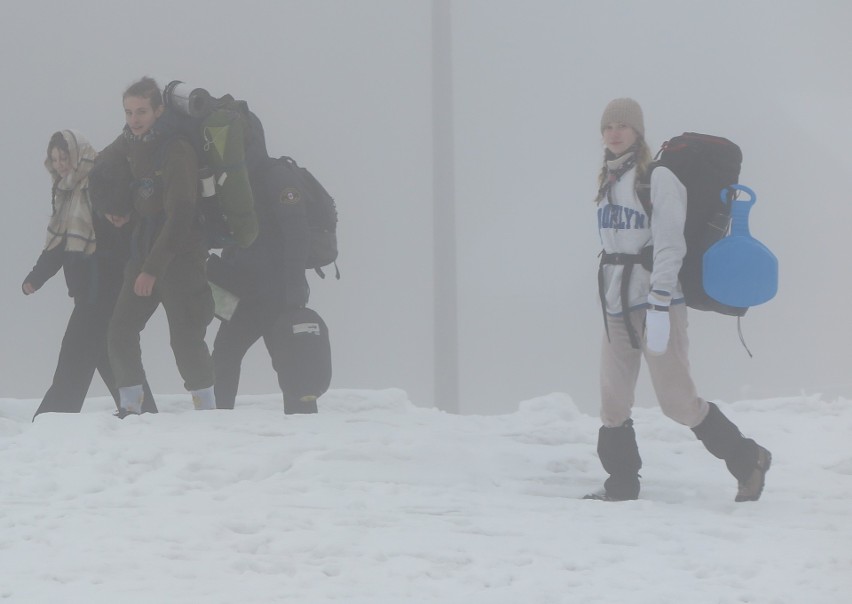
[600,98,645,137]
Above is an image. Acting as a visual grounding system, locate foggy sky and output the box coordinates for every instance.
[2,0,850,415]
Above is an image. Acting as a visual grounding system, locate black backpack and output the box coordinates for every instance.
[162,81,339,276]
[273,306,332,405]
[638,132,745,316]
[264,156,339,278]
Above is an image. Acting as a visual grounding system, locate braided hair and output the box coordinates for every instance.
[594,136,653,203]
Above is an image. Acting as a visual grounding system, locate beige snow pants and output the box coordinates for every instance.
[599,304,710,429]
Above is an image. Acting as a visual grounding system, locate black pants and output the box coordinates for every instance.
[108,256,214,391]
[33,295,157,420]
[212,291,285,409]
[214,285,330,412]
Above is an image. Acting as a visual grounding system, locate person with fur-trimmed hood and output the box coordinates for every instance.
[586,98,771,502]
[23,130,157,419]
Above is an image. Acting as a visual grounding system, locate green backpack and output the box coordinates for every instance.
[164,81,339,276]
[163,81,259,249]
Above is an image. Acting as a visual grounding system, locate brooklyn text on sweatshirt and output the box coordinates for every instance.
[597,203,647,231]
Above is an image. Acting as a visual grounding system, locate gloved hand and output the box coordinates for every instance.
[645,291,671,355]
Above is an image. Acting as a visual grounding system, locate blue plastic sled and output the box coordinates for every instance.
[703,184,778,308]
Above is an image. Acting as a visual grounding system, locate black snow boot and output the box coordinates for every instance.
[585,419,642,501]
[692,402,771,502]
[735,445,771,502]
[284,395,319,415]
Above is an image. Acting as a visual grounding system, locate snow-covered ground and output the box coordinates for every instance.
[1,389,849,603]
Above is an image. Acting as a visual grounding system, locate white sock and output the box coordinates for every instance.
[119,385,144,415]
[191,386,216,410]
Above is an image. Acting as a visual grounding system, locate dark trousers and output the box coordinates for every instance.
[108,256,214,391]
[33,296,157,420]
[213,293,285,410]
[213,291,327,414]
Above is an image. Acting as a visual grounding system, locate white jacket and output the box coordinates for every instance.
[597,164,686,315]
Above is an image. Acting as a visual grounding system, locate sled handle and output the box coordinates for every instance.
[721,184,756,207]
[722,184,757,237]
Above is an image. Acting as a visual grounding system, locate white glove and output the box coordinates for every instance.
[645,292,671,355]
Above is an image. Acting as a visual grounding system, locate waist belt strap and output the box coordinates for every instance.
[598,247,654,350]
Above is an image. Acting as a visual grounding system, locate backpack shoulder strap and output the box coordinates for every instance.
[636,162,657,218]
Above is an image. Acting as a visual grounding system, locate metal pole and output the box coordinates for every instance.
[432,0,459,413]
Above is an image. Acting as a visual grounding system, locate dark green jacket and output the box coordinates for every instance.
[100,114,206,279]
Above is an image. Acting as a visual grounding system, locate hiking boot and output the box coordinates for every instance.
[735,446,772,502]
[113,408,153,419]
[593,420,642,501]
[583,473,640,501]
[582,489,638,502]
[284,395,319,415]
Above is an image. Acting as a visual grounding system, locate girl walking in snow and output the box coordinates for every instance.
[587,98,771,502]
[23,130,157,419]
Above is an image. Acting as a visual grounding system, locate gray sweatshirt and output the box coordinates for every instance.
[597,164,686,315]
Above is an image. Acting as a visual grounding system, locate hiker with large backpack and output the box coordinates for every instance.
[166,86,334,414]
[585,98,771,502]
[98,77,216,415]
[23,131,157,419]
